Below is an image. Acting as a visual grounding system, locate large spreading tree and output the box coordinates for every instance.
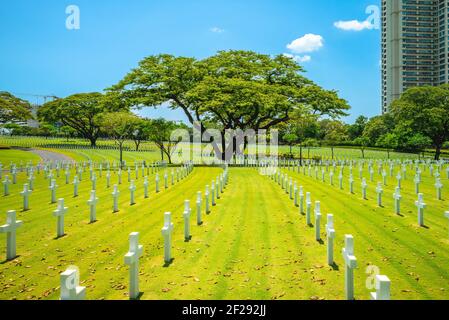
[109,50,349,160]
[38,92,119,147]
[0,91,33,123]
[390,85,449,160]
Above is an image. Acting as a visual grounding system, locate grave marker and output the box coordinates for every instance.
[53,199,68,238]
[124,232,143,300]
[342,235,357,300]
[161,212,174,263]
[326,214,335,265]
[0,210,23,260]
[87,190,99,223]
[370,275,391,301]
[415,193,426,227]
[60,267,86,300]
[20,184,32,211]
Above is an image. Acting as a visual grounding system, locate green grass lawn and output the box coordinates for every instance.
[1,159,448,300]
[0,149,41,166]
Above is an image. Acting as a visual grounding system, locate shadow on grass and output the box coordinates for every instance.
[184,236,192,243]
[130,292,144,300]
[163,258,175,268]
[331,262,339,271]
[1,255,21,265]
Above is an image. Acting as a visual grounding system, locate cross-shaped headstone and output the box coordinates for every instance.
[326,214,335,265]
[349,174,354,194]
[393,187,401,215]
[106,171,111,188]
[129,181,136,205]
[299,186,304,214]
[155,174,160,193]
[20,184,32,211]
[161,212,174,264]
[124,232,143,300]
[91,174,97,191]
[196,192,202,225]
[396,173,402,189]
[435,178,443,200]
[60,267,86,300]
[164,172,168,189]
[382,170,387,186]
[414,175,421,194]
[118,169,122,185]
[205,185,210,214]
[87,190,99,223]
[306,192,312,226]
[415,193,426,227]
[342,235,357,300]
[53,198,68,238]
[294,183,298,207]
[211,182,216,206]
[0,210,23,260]
[339,172,343,190]
[376,182,383,207]
[370,275,391,301]
[314,201,321,241]
[361,178,368,200]
[183,200,191,241]
[112,185,120,213]
[65,170,70,185]
[3,176,11,196]
[49,179,58,204]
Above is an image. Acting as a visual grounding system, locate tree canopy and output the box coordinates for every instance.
[0,92,33,123]
[38,92,120,146]
[109,50,350,159]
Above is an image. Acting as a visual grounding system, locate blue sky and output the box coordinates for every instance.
[0,0,381,123]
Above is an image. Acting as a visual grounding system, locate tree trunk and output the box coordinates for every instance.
[387,150,390,159]
[435,145,442,160]
[289,145,292,155]
[89,137,97,147]
[135,140,140,152]
[361,148,365,159]
[331,146,334,160]
[300,145,303,166]
[160,147,164,161]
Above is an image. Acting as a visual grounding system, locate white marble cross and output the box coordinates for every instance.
[164,172,168,189]
[127,167,131,182]
[106,171,111,188]
[91,174,97,191]
[0,210,23,261]
[393,187,401,215]
[11,169,17,184]
[211,182,216,206]
[143,176,149,199]
[342,235,357,300]
[129,181,136,205]
[73,175,80,197]
[183,200,191,241]
[299,186,304,214]
[339,172,343,190]
[60,267,86,300]
[3,176,11,196]
[294,183,298,206]
[370,275,391,301]
[396,173,402,189]
[65,170,70,185]
[205,185,210,214]
[27,174,35,191]
[118,169,122,185]
[87,190,99,223]
[53,198,68,238]
[124,232,143,300]
[369,168,374,182]
[20,184,32,211]
[435,178,443,200]
[415,193,426,227]
[326,214,335,265]
[49,179,58,204]
[155,174,160,193]
[161,212,174,263]
[376,182,383,207]
[196,192,202,225]
[330,170,334,186]
[382,170,387,186]
[349,174,354,194]
[314,201,321,241]
[361,178,368,200]
[112,185,120,213]
[306,192,312,225]
[414,175,421,194]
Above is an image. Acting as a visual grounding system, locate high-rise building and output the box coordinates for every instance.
[381,0,449,113]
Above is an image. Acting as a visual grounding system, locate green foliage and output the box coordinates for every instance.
[38,93,116,146]
[0,91,33,123]
[390,85,449,159]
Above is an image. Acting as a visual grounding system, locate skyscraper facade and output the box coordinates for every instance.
[381,0,449,113]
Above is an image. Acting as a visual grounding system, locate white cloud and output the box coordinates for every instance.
[283,53,312,63]
[286,34,324,54]
[210,27,225,33]
[334,20,373,31]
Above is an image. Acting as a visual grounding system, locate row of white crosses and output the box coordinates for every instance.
[288,160,449,229]
[267,166,392,300]
[162,167,229,265]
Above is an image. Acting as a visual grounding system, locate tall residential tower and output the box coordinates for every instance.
[381,0,449,113]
